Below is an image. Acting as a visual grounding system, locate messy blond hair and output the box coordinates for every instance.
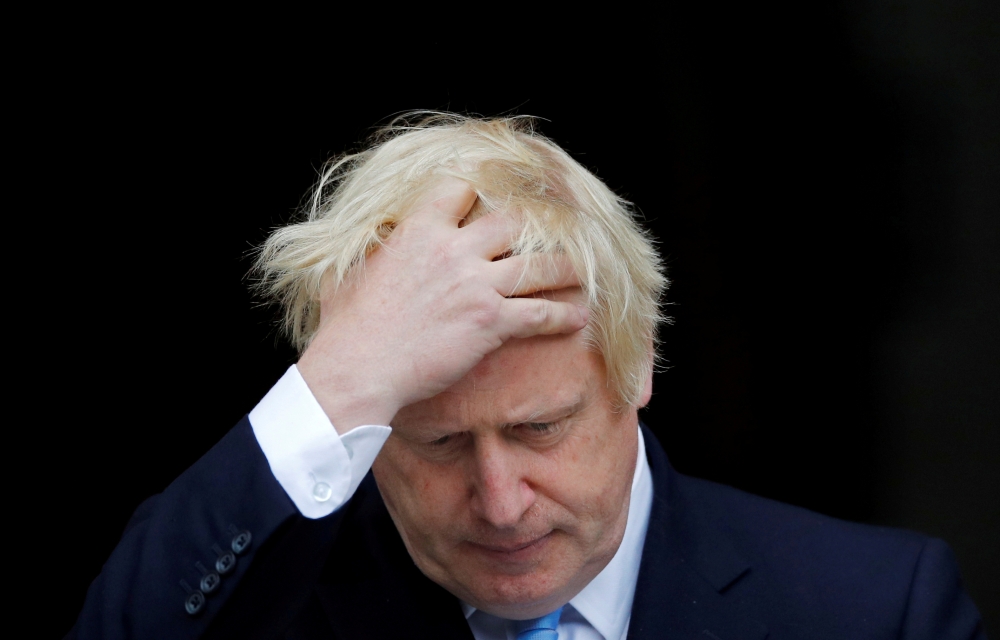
[255,113,667,409]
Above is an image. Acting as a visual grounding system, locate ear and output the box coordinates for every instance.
[637,344,654,409]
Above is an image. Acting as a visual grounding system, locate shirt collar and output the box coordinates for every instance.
[461,425,655,640]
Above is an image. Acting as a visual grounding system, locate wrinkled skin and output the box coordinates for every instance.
[298,179,587,433]
[374,322,650,620]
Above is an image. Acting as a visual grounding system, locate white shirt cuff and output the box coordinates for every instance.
[248,365,392,519]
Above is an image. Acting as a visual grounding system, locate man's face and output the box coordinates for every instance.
[372,325,644,620]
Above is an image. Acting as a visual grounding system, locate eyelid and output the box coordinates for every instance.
[425,431,470,447]
[513,421,564,439]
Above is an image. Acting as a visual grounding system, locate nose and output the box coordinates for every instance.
[469,438,536,529]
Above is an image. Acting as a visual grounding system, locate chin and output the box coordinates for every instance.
[460,568,574,619]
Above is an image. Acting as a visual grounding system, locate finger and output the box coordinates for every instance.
[460,209,518,258]
[497,298,590,340]
[412,177,478,225]
[490,254,581,297]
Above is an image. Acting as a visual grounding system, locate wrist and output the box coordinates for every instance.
[295,359,401,435]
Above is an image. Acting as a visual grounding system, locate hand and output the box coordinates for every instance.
[296,177,589,434]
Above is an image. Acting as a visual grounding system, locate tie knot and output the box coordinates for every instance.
[511,606,564,640]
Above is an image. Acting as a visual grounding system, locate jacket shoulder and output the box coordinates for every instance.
[667,471,985,638]
[674,471,928,563]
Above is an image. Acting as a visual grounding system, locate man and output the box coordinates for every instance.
[70,114,986,639]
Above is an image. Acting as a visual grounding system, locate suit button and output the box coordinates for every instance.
[184,591,205,615]
[231,530,252,555]
[200,572,221,594]
[215,551,236,575]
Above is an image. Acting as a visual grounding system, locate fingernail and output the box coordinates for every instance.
[577,305,590,325]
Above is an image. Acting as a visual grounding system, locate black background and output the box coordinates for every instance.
[24,2,997,636]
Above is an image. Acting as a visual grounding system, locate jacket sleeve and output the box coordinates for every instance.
[67,416,342,640]
[901,537,987,640]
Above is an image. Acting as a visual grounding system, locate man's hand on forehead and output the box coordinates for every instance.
[297,177,589,434]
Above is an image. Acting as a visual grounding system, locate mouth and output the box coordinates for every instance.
[466,532,555,564]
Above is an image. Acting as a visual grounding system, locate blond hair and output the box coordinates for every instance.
[255,113,667,409]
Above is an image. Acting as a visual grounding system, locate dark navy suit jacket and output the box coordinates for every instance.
[70,419,986,639]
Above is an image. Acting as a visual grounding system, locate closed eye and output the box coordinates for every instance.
[513,421,564,443]
[425,431,472,448]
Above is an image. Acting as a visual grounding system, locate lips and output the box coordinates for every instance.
[466,531,554,563]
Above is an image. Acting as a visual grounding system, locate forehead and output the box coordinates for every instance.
[395,332,607,430]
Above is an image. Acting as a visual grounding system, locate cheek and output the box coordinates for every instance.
[553,415,636,525]
[372,439,465,542]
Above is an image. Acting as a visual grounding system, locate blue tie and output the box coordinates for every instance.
[511,606,564,640]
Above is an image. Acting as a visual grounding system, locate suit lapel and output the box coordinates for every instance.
[629,424,768,640]
[313,473,474,640]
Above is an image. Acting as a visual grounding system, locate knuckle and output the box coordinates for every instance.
[522,301,550,327]
[470,298,501,328]
[442,236,464,257]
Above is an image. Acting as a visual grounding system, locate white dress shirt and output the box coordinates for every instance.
[249,365,654,640]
